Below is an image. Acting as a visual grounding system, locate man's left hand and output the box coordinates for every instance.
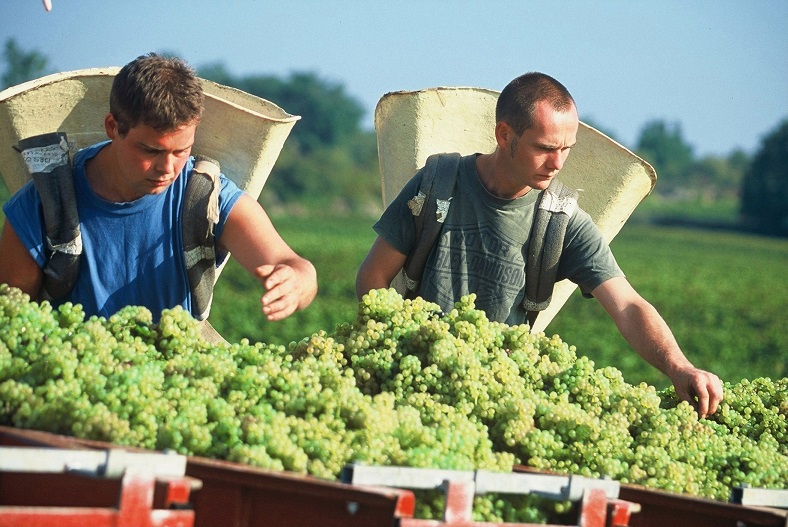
[671,367,724,418]
[256,263,301,321]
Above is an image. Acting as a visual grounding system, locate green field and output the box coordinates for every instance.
[210,215,788,390]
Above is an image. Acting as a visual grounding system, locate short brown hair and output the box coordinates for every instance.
[496,72,575,135]
[109,53,204,136]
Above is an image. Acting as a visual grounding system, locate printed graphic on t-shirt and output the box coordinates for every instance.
[425,222,525,321]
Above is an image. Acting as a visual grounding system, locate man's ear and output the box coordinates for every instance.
[104,113,118,140]
[495,121,514,149]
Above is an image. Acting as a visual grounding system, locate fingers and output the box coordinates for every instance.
[256,264,299,321]
[704,372,724,416]
[677,369,724,419]
[694,385,711,419]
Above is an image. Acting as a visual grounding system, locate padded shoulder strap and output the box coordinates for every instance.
[183,155,221,321]
[401,152,461,297]
[15,132,82,302]
[523,177,579,328]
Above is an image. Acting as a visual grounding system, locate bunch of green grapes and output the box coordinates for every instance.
[2,283,787,522]
[334,288,787,503]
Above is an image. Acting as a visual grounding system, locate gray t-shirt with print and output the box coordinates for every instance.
[373,153,624,325]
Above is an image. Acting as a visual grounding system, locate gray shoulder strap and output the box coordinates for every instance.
[523,177,579,328]
[183,155,221,321]
[14,132,82,302]
[401,152,461,297]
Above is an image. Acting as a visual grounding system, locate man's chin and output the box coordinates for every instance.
[533,178,553,191]
[148,179,174,192]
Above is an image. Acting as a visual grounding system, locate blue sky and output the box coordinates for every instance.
[1,0,786,157]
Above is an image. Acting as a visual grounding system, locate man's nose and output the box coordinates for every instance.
[547,150,566,171]
[156,153,177,174]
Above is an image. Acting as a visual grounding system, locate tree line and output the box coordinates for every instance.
[2,39,786,236]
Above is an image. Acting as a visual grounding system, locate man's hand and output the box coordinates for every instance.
[221,194,317,322]
[670,367,724,418]
[255,263,304,321]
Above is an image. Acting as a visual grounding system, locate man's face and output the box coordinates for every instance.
[505,100,578,193]
[106,114,197,200]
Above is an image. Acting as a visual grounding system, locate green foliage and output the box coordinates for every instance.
[634,120,751,212]
[686,150,748,201]
[636,120,695,193]
[740,119,788,236]
[630,196,740,225]
[632,119,756,231]
[0,179,8,221]
[1,39,50,89]
[260,133,382,214]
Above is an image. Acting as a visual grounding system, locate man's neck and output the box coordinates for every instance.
[475,150,532,199]
[85,145,133,202]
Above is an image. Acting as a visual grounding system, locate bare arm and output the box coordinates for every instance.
[591,276,723,417]
[218,194,317,321]
[356,236,408,300]
[0,220,43,297]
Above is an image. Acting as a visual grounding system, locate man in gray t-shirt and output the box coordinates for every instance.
[372,153,623,326]
[357,72,723,418]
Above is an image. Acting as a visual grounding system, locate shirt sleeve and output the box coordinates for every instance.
[557,207,625,297]
[372,169,424,256]
[2,180,47,267]
[213,174,245,266]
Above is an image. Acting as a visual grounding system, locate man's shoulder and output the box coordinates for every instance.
[3,177,39,215]
[74,140,110,166]
[567,203,594,225]
[564,205,607,246]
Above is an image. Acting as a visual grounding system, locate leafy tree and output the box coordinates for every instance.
[261,132,381,215]
[1,39,50,89]
[635,120,695,194]
[740,120,788,236]
[687,150,748,202]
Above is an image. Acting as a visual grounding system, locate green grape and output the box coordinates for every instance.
[1,284,787,520]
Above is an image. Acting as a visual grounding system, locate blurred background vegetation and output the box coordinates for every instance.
[1,40,786,389]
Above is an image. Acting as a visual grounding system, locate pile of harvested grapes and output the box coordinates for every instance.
[1,284,786,522]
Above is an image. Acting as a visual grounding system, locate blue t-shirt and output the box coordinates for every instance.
[3,141,244,320]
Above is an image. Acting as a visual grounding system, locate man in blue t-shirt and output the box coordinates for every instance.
[357,72,723,418]
[0,53,316,323]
